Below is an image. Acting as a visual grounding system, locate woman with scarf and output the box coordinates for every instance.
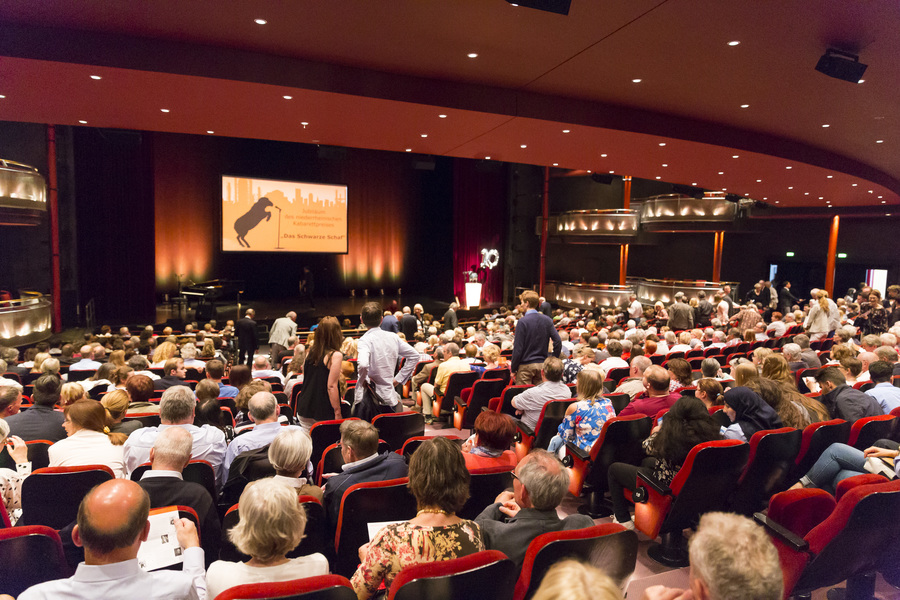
[721,386,783,442]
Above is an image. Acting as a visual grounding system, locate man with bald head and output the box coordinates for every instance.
[618,365,681,417]
[137,427,220,566]
[222,391,298,480]
[69,344,102,372]
[18,479,206,600]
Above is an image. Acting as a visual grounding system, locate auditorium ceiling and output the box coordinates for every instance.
[0,0,898,210]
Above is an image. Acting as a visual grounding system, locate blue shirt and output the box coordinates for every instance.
[865,382,900,414]
[511,310,561,372]
[216,382,238,398]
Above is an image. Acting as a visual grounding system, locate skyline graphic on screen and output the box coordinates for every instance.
[221,176,348,253]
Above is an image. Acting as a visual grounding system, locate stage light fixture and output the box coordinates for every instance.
[504,0,570,15]
[815,48,867,83]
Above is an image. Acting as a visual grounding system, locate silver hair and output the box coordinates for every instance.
[268,427,313,475]
[782,343,801,360]
[159,386,196,423]
[248,391,278,421]
[152,426,193,468]
[517,450,569,511]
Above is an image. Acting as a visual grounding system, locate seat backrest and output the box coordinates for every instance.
[458,466,514,520]
[66,369,96,381]
[657,440,750,535]
[793,479,900,595]
[334,478,417,577]
[533,399,577,449]
[400,436,463,462]
[606,367,630,385]
[497,385,532,417]
[481,367,511,383]
[605,393,631,415]
[212,574,357,600]
[514,524,638,600]
[847,414,896,449]
[25,439,53,470]
[794,419,850,477]
[310,418,359,470]
[0,525,69,597]
[389,549,515,600]
[462,378,510,429]
[20,465,115,528]
[443,371,480,401]
[372,412,425,452]
[730,427,802,516]
[184,459,218,501]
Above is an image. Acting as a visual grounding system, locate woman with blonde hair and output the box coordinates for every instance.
[761,354,830,423]
[29,352,50,374]
[547,369,615,454]
[151,341,177,367]
[108,349,127,368]
[49,400,127,477]
[531,560,624,600]
[206,478,328,598]
[40,357,61,377]
[60,382,88,407]
[100,389,141,436]
[340,337,358,360]
[803,290,832,341]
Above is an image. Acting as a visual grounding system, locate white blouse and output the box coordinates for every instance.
[0,462,32,525]
[48,430,126,478]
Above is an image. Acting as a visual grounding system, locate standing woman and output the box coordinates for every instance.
[803,291,832,342]
[296,316,344,426]
[856,290,889,337]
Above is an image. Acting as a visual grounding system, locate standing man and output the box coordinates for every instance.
[235,308,257,366]
[696,291,714,327]
[511,291,561,385]
[268,311,297,365]
[721,284,736,316]
[627,294,643,321]
[299,266,315,310]
[538,296,553,318]
[400,306,419,340]
[779,280,799,314]
[667,292,694,331]
[443,302,459,331]
[355,302,420,413]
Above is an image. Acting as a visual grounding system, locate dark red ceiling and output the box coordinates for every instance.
[0,0,897,209]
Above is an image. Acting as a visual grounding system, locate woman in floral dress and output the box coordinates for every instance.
[547,368,615,454]
[351,436,484,599]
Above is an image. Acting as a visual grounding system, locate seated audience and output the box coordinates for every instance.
[561,346,595,384]
[532,560,624,600]
[179,343,206,371]
[233,380,272,429]
[17,479,205,600]
[598,340,628,373]
[323,419,408,524]
[865,360,900,413]
[150,341,177,368]
[760,354,830,422]
[49,400,128,478]
[695,378,725,410]
[101,389,142,436]
[251,355,285,385]
[5,374,66,442]
[547,369,615,453]
[794,334,823,368]
[608,396,722,529]
[69,344,102,372]
[721,387,783,442]
[511,356,570,430]
[475,449,593,567]
[618,365,681,418]
[125,374,159,415]
[790,440,899,493]
[814,365,883,423]
[665,358,692,393]
[205,359,237,398]
[268,427,323,502]
[0,417,29,525]
[136,427,221,566]
[641,512,782,600]
[124,385,228,487]
[461,410,517,470]
[351,437,484,599]
[613,355,652,399]
[223,391,298,481]
[153,358,187,391]
[0,385,23,418]
[420,342,469,425]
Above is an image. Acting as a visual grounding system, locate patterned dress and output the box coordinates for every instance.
[351,520,484,599]
[556,398,616,452]
[561,359,584,385]
[0,462,31,525]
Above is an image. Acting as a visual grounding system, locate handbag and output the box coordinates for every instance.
[351,380,396,422]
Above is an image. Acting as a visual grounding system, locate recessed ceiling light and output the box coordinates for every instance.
[692,183,698,186]
[732,155,739,158]
[160,108,170,113]
[774,200,779,203]
[722,188,727,191]
[822,124,830,128]
[788,186,793,189]
[852,183,857,187]
[600,154,607,158]
[207,130,214,134]
[485,156,491,160]
[878,195,883,198]
[283,95,292,100]
[819,196,823,200]
[254,18,267,25]
[90,75,102,80]
[78,120,87,124]
[785,166,792,169]
[858,79,865,84]
[740,104,749,108]
[804,192,810,195]
[827,175,833,179]
[438,114,447,118]
[562,129,570,133]
[0,95,5,99]
[656,177,661,180]
[300,122,308,126]
[587,170,591,173]
[312,139,319,143]
[632,78,642,83]
[659,142,666,147]
[756,179,762,182]
[728,40,740,46]
[662,164,668,167]
[421,134,428,138]
[868,190,874,193]
[718,171,724,175]
[467,53,478,58]
[876,140,884,143]
[609,171,614,174]
[520,144,527,148]
[553,163,558,166]
[883,201,887,204]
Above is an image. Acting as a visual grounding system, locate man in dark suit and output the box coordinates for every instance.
[5,374,66,442]
[322,420,408,525]
[399,306,419,340]
[136,426,221,566]
[538,296,553,318]
[779,280,799,314]
[235,308,258,366]
[443,302,459,331]
[475,450,593,568]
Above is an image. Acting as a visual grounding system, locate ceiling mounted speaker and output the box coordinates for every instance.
[815,48,867,83]
[591,173,616,185]
[505,0,571,15]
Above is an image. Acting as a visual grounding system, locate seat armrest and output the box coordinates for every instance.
[564,441,590,462]
[754,512,809,553]
[516,420,535,438]
[635,470,671,497]
[454,396,466,408]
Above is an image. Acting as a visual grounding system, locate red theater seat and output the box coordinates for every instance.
[433,371,480,419]
[513,398,576,460]
[847,414,896,450]
[0,525,69,597]
[20,464,115,529]
[388,550,515,600]
[488,384,533,416]
[728,427,802,516]
[454,378,508,431]
[632,440,750,566]
[458,466,514,521]
[792,419,850,482]
[212,574,356,600]
[372,412,425,452]
[309,417,359,471]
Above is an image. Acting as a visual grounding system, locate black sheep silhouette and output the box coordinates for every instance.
[234,197,273,248]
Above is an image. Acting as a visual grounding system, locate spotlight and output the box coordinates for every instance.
[815,48,867,83]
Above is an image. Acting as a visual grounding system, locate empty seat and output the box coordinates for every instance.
[0,525,70,597]
[433,371,480,419]
[454,378,508,431]
[489,385,533,416]
[372,412,425,452]
[728,427,802,516]
[20,464,115,528]
[847,414,896,450]
[389,549,515,600]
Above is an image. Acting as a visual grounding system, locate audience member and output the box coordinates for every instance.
[355,301,420,413]
[510,291,561,385]
[101,389,142,436]
[547,369,615,453]
[532,560,624,600]
[864,360,900,413]
[618,365,681,418]
[0,384,23,418]
[49,400,128,477]
[205,359,237,398]
[0,417,29,525]
[5,375,66,442]
[720,387,783,442]
[814,366,883,423]
[461,410,517,470]
[223,391,298,481]
[268,427,323,502]
[511,356,570,430]
[419,342,469,424]
[153,358,187,391]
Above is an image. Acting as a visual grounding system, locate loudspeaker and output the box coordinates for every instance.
[504,0,571,15]
[815,49,867,83]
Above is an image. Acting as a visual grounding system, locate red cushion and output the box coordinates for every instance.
[767,488,836,538]
[388,550,507,600]
[834,473,889,502]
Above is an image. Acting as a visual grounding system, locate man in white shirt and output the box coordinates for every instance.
[222,392,298,481]
[124,386,227,489]
[598,340,628,373]
[628,295,643,320]
[18,479,207,600]
[355,302,420,412]
[251,355,285,385]
[69,344,102,372]
[511,357,570,430]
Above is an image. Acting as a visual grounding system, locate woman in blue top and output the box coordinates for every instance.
[721,386,783,442]
[547,369,614,454]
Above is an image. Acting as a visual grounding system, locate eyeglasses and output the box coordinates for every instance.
[510,471,520,483]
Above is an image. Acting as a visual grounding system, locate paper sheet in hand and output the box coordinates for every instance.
[367,520,404,541]
[137,508,184,571]
[864,457,897,480]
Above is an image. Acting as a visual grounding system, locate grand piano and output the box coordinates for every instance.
[181,279,244,319]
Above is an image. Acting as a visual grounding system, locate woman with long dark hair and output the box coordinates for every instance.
[606,395,723,529]
[296,316,344,426]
